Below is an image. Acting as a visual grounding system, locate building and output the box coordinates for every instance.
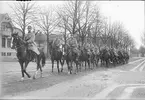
[0,13,22,62]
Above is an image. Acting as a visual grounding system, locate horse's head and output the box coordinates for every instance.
[11,33,25,50]
[48,40,53,49]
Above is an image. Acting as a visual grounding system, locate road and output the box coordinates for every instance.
[1,57,145,99]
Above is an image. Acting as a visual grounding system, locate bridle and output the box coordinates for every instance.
[12,35,26,50]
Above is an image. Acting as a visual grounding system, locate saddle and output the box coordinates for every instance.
[26,49,36,61]
[25,42,37,61]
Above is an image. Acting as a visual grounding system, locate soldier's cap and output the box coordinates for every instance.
[12,32,18,35]
[28,26,32,29]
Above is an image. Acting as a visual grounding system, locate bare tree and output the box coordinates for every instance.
[98,18,110,46]
[56,0,83,46]
[91,6,103,47]
[57,9,70,45]
[75,1,102,46]
[108,21,135,50]
[9,1,38,39]
[56,0,134,51]
[36,6,59,57]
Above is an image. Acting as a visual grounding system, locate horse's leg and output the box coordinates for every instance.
[66,60,70,74]
[74,61,78,74]
[38,56,43,78]
[60,59,64,72]
[19,61,25,81]
[39,64,43,78]
[76,62,79,72]
[33,66,39,79]
[33,56,42,79]
[106,60,108,68]
[70,61,73,74]
[96,58,99,67]
[85,61,87,70]
[91,58,94,70]
[52,60,54,73]
[41,52,46,67]
[92,60,94,69]
[23,61,31,78]
[101,59,103,66]
[57,60,60,73]
[79,61,81,72]
[88,60,90,70]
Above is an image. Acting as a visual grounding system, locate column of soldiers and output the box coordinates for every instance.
[26,26,129,66]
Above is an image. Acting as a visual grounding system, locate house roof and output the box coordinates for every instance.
[0,13,15,28]
[0,13,5,23]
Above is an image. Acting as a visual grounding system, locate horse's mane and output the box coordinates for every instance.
[48,40,59,54]
[12,33,26,47]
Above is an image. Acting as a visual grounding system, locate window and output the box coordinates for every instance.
[7,52,11,56]
[1,25,6,31]
[1,52,6,56]
[2,36,6,48]
[7,38,11,48]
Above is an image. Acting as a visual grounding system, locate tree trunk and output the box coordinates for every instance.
[72,0,78,35]
[64,24,67,46]
[46,31,49,58]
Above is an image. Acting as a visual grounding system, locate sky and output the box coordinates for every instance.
[98,1,144,49]
[0,1,144,49]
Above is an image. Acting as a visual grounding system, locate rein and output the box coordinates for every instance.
[13,36,26,50]
[15,44,26,50]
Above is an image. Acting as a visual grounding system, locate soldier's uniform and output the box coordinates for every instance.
[85,42,91,55]
[52,38,62,50]
[67,35,79,55]
[25,26,40,55]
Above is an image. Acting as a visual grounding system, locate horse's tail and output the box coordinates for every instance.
[41,52,46,67]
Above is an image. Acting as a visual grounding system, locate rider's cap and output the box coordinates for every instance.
[28,26,32,29]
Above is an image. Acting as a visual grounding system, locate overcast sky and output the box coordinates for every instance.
[0,1,144,49]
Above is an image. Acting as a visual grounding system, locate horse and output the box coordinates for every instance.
[89,48,101,69]
[63,44,80,74]
[79,47,91,70]
[117,50,125,64]
[99,48,110,68]
[48,40,64,73]
[11,33,46,81]
[122,50,129,64]
[94,47,100,67]
[108,49,118,67]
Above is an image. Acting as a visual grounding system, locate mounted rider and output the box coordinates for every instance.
[25,26,40,58]
[67,34,80,55]
[52,37,63,51]
[84,42,92,55]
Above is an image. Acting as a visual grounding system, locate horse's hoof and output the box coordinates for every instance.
[33,76,36,79]
[28,75,31,78]
[42,64,45,68]
[28,76,31,80]
[21,77,24,81]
